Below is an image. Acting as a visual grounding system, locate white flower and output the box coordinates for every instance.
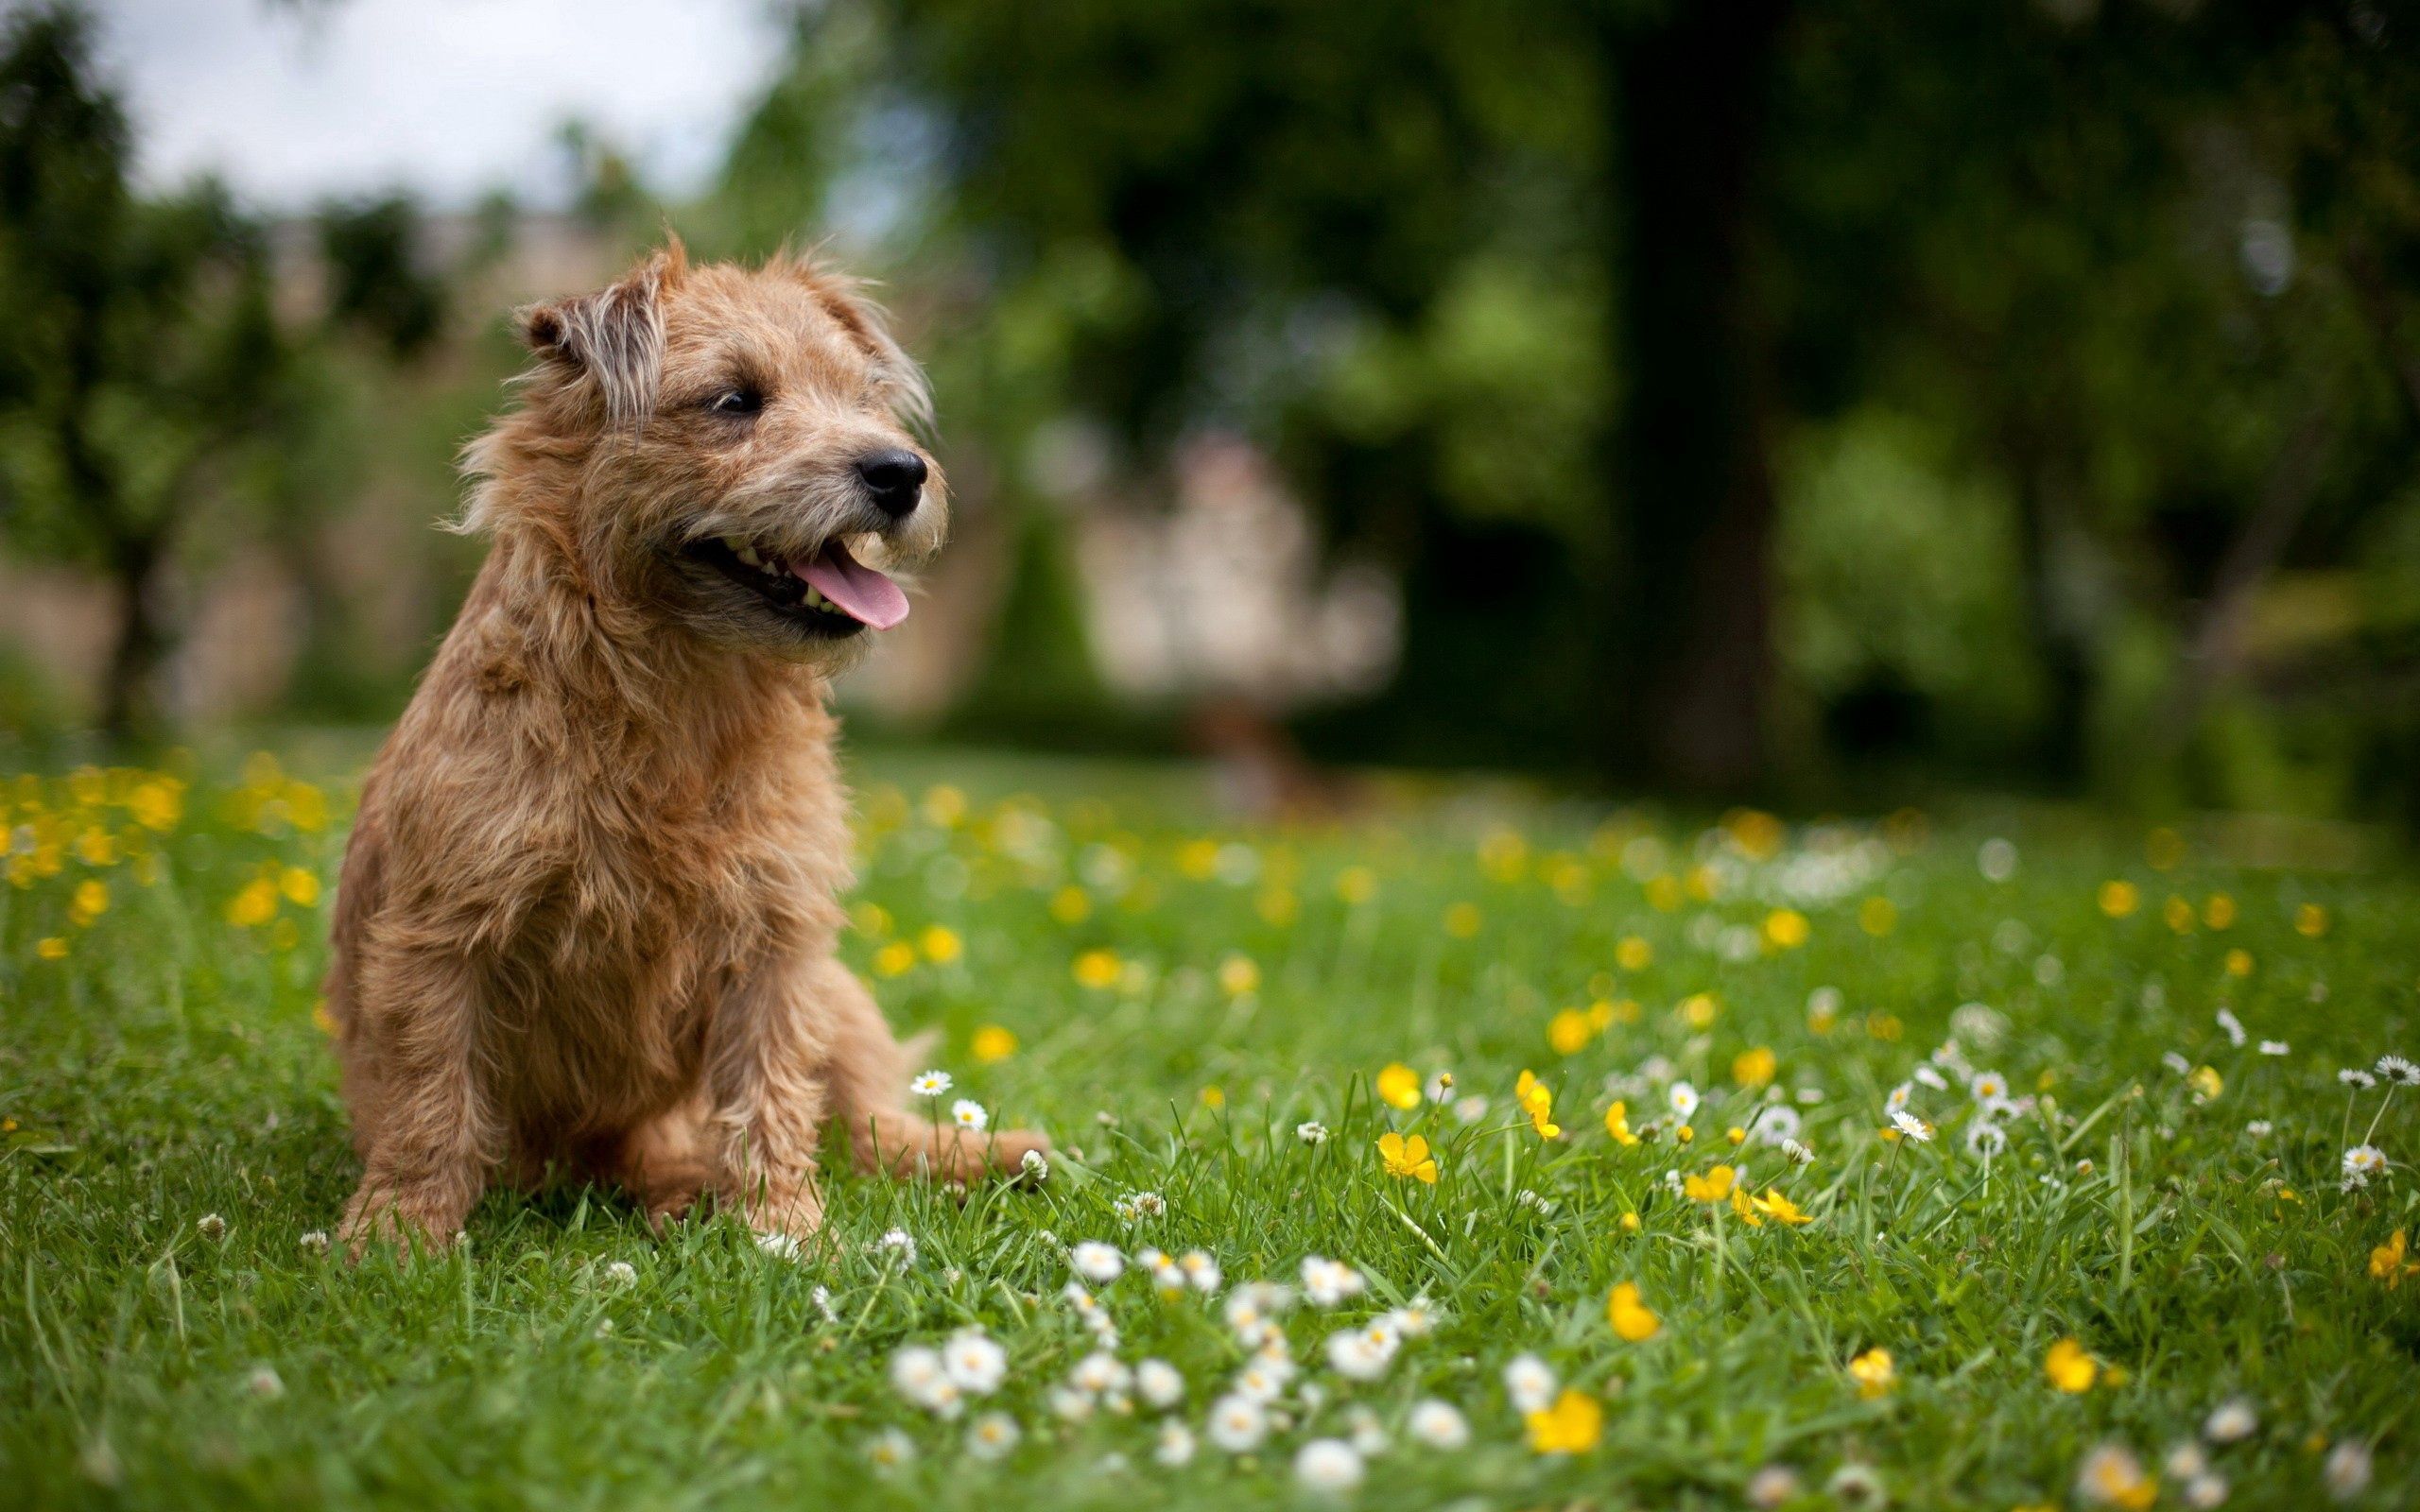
[1892,1110,1933,1143]
[245,1365,283,1399]
[1781,1137,1816,1166]
[2216,1007,2247,1047]
[1293,1438,1365,1495]
[1323,1319,1401,1381]
[2341,1069,2378,1089]
[2202,1399,2256,1444]
[1224,1280,1293,1342]
[758,1233,803,1262]
[1408,1399,1469,1451]
[1135,1358,1184,1409]
[1503,1353,1558,1414]
[877,1228,917,1265]
[1232,1353,1294,1402]
[951,1099,989,1130]
[2378,1055,2420,1087]
[911,1070,953,1098]
[2257,1040,2290,1057]
[1984,1095,2024,1121]
[892,1346,963,1417]
[1886,1082,1913,1116]
[1668,1081,1701,1120]
[1153,1422,1196,1467]
[1071,1242,1124,1283]
[2245,1121,2273,1139]
[966,1411,1020,1460]
[2342,1144,2388,1181]
[1453,1094,1492,1124]
[2166,1443,2210,1481]
[1346,1405,1388,1456]
[1296,1121,1330,1144]
[2184,1472,2230,1509]
[811,1285,838,1323]
[1071,1351,1132,1398]
[1385,1297,1437,1337]
[1748,1466,1803,1508]
[1828,1463,1887,1508]
[1970,1071,2010,1103]
[297,1230,330,1256]
[1178,1249,1222,1294]
[2324,1440,2373,1501]
[2163,1051,2193,1075]
[942,1330,1007,1395]
[1966,1122,2008,1159]
[1913,1066,1949,1091]
[865,1427,916,1470]
[197,1213,226,1242]
[1750,1105,1803,1145]
[1206,1394,1269,1452]
[1019,1148,1049,1181]
[1300,1255,1365,1307]
[1115,1190,1167,1222]
[1047,1384,1095,1422]
[602,1261,637,1287]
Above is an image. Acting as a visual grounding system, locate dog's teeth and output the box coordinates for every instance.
[735,545,765,569]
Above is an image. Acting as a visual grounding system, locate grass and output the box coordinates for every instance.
[2,745,2417,1510]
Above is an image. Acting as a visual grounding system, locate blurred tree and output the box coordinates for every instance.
[317,194,446,359]
[0,7,302,741]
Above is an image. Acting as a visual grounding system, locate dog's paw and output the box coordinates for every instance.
[337,1190,458,1263]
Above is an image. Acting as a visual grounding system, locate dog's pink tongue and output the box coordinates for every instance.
[796,540,909,629]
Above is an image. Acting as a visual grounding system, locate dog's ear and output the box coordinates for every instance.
[515,241,688,428]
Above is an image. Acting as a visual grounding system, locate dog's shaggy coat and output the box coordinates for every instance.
[327,242,1043,1252]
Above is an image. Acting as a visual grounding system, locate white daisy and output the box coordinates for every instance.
[2166,1443,2210,1481]
[1781,1137,1816,1166]
[2341,1069,2378,1089]
[2342,1144,2388,1180]
[1206,1394,1269,1452]
[2324,1440,2373,1500]
[1385,1297,1437,1337]
[1886,1082,1913,1116]
[1913,1065,1949,1091]
[891,1346,962,1417]
[1323,1319,1401,1381]
[1828,1463,1887,1508]
[1178,1249,1222,1294]
[1409,1398,1469,1451]
[245,1365,283,1399]
[942,1329,1006,1395]
[865,1427,916,1470]
[2162,1052,2193,1075]
[758,1232,803,1262]
[966,1411,1020,1460]
[298,1230,330,1256]
[1071,1351,1132,1399]
[1047,1384,1094,1422]
[1892,1110,1933,1143]
[1153,1422,1196,1467]
[1300,1255,1365,1308]
[1071,1242,1124,1284]
[1019,1148,1049,1181]
[1224,1280,1293,1342]
[2183,1473,2229,1510]
[1966,1122,2008,1159]
[1503,1353,1558,1414]
[2257,1040,2290,1057]
[602,1261,637,1288]
[911,1070,953,1098]
[1668,1081,1701,1120]
[1454,1093,1492,1124]
[2378,1055,2420,1087]
[951,1099,989,1130]
[1970,1071,2010,1103]
[1346,1405,1388,1456]
[2216,1007,2247,1047]
[1747,1466,1803,1508]
[2245,1121,2273,1138]
[1135,1358,1184,1410]
[1296,1121,1329,1144]
[1293,1438,1365,1494]
[1231,1355,1293,1403]
[1749,1106,1803,1145]
[811,1285,838,1323]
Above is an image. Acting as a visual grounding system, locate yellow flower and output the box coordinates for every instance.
[1618,1211,1641,1233]
[69,878,109,926]
[1442,902,1482,938]
[36,936,69,960]
[872,940,917,977]
[1603,1101,1639,1146]
[1176,838,1219,879]
[1256,888,1297,926]
[127,781,182,832]
[1376,1062,1424,1110]
[921,784,966,828]
[280,867,320,907]
[1218,954,1260,996]
[1675,1124,1694,1143]
[2224,948,2253,977]
[1763,908,1809,949]
[1547,1008,1593,1056]
[1525,1389,1603,1454]
[1514,1070,1561,1139]
[1732,1046,1776,1088]
[1646,874,1684,911]
[2203,893,2236,930]
[1607,1281,1660,1341]
[1753,1188,1813,1226]
[2372,1229,2420,1287]
[2164,895,2196,933]
[1378,1131,1438,1185]
[1616,936,1652,971]
[2098,881,2139,919]
[1679,991,1719,1029]
[1684,1164,1737,1202]
[1072,949,1122,989]
[2046,1338,2099,1393]
[1847,1347,1895,1399]
[1048,885,1091,924]
[1584,999,1615,1032]
[971,1025,1018,1063]
[1858,895,1897,936]
[1730,1182,1763,1226]
[2078,1444,2157,1511]
[75,828,116,867]
[1726,1125,1747,1145]
[1335,866,1377,905]
[1200,1084,1225,1108]
[226,878,277,928]
[2188,1065,2222,1102]
[2295,902,2328,938]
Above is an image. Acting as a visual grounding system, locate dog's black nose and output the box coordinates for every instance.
[856,449,927,518]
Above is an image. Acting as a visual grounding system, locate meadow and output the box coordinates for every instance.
[2,745,2415,1511]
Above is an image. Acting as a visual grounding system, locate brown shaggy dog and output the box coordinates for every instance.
[327,240,1044,1255]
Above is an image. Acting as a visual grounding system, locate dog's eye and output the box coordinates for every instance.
[708,387,763,417]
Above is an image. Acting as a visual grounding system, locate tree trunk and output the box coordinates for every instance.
[1602,0,1790,794]
[99,539,167,745]
[2009,455,2092,789]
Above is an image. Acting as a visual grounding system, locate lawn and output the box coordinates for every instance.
[2,745,2416,1510]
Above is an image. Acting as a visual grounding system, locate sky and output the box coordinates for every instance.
[89,0,786,211]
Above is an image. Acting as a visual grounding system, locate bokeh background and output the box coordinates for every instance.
[4,0,2417,828]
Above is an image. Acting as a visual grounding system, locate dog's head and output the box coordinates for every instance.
[471,240,943,665]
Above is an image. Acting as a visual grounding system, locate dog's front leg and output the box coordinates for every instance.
[704,955,831,1241]
[338,943,499,1258]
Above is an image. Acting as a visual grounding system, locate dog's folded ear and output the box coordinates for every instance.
[515,240,688,429]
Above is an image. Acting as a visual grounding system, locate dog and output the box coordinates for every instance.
[326,239,1045,1254]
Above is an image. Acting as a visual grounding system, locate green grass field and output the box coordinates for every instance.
[4,746,2417,1510]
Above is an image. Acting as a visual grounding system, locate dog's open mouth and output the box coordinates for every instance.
[684,536,910,636]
